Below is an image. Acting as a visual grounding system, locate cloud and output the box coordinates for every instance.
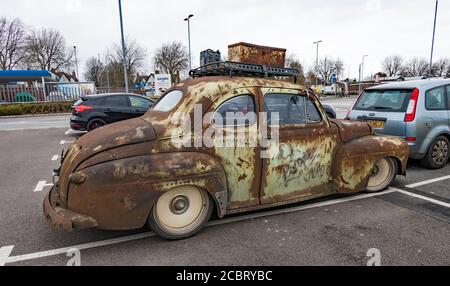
[365,0,382,13]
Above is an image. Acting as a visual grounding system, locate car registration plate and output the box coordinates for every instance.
[367,120,385,129]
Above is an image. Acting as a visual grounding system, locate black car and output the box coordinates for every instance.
[70,93,155,131]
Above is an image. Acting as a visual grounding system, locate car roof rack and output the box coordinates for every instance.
[189,61,300,83]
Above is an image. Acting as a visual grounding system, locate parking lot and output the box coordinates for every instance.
[0,104,449,266]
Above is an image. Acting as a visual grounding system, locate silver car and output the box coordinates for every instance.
[348,79,450,169]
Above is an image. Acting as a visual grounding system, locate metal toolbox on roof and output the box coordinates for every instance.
[227,42,287,68]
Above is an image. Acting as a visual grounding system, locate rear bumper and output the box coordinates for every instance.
[43,185,99,231]
[70,115,88,131]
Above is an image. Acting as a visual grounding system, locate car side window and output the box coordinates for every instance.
[306,100,322,123]
[447,85,450,110]
[213,95,256,127]
[129,96,151,108]
[426,87,446,110]
[105,95,129,107]
[264,93,306,126]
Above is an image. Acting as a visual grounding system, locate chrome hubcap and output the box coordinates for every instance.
[170,195,190,215]
[432,140,449,165]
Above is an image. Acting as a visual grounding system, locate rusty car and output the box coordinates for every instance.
[44,62,409,240]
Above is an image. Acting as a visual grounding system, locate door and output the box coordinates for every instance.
[259,88,338,205]
[424,86,448,132]
[447,85,450,126]
[129,95,152,117]
[103,95,131,122]
[206,88,261,210]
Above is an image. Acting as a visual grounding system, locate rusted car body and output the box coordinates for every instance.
[44,76,408,239]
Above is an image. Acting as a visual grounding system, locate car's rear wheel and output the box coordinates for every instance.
[86,118,106,132]
[148,186,213,240]
[420,136,449,169]
[366,158,397,192]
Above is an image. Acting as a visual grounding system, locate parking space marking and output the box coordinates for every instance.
[51,155,59,161]
[391,187,450,209]
[60,140,75,145]
[33,181,54,193]
[65,130,72,135]
[3,189,396,265]
[0,246,14,266]
[5,233,154,264]
[405,175,450,189]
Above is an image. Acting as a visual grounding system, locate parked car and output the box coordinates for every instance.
[347,79,450,169]
[70,93,155,131]
[322,103,337,118]
[44,62,408,240]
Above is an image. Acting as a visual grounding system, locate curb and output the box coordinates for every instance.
[0,113,71,119]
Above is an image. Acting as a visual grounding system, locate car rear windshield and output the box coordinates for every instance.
[354,89,413,112]
[74,97,103,106]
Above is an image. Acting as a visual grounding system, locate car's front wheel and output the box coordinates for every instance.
[148,186,213,240]
[366,157,398,192]
[420,136,449,169]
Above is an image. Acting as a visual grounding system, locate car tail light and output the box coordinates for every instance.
[404,88,419,122]
[405,137,416,142]
[74,105,93,113]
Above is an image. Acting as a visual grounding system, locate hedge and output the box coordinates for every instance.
[0,101,73,116]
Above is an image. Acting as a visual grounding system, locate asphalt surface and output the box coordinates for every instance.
[0,107,449,266]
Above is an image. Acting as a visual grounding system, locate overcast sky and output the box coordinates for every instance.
[2,0,450,80]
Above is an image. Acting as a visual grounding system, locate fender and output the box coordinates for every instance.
[418,128,450,156]
[332,135,408,193]
[67,152,228,230]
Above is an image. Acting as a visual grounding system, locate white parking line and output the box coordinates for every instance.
[405,175,450,189]
[390,187,450,208]
[33,181,54,193]
[51,155,59,161]
[5,233,153,264]
[65,130,72,135]
[0,246,14,266]
[60,140,75,145]
[3,189,396,265]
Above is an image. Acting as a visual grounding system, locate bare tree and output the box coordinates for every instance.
[285,54,305,84]
[112,38,146,75]
[401,57,429,77]
[0,17,27,70]
[83,57,104,87]
[153,42,189,77]
[107,38,147,87]
[432,58,449,77]
[315,57,344,83]
[382,55,403,76]
[24,28,73,71]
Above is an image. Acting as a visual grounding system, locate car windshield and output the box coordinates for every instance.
[354,89,412,112]
[153,90,183,112]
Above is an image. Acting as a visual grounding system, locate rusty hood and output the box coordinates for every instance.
[72,117,156,160]
[57,117,156,205]
[330,119,373,143]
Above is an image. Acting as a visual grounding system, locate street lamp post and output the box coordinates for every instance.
[359,55,368,94]
[73,46,79,81]
[429,0,439,78]
[184,14,194,72]
[118,0,129,93]
[313,40,322,86]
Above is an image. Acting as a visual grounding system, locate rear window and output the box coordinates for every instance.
[353,89,412,112]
